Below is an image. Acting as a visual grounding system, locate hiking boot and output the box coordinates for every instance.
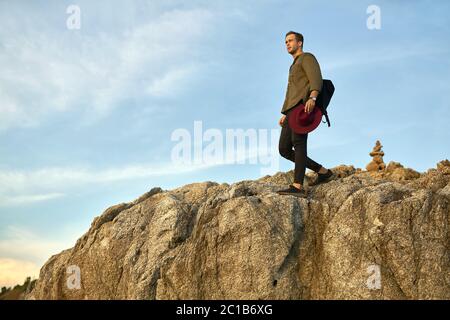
[276,184,307,197]
[312,169,333,186]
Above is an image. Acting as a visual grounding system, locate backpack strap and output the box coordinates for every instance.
[322,112,331,127]
[297,53,332,127]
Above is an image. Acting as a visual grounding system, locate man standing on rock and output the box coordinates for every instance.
[277,31,333,197]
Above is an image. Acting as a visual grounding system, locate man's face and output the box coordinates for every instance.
[285,34,302,54]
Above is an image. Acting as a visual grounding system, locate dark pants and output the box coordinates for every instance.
[279,109,323,184]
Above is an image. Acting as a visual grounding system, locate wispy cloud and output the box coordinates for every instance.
[0,136,282,206]
[146,65,199,97]
[0,193,65,207]
[0,7,214,131]
[0,226,73,265]
[323,44,449,72]
[0,162,214,206]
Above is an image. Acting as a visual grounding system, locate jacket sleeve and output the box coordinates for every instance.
[302,53,323,93]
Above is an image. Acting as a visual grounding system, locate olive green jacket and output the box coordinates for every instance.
[281,52,323,115]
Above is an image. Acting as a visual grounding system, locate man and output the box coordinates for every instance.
[277,31,333,197]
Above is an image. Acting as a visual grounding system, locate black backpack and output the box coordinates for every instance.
[296,53,335,127]
[316,79,335,127]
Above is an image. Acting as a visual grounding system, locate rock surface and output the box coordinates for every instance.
[28,160,450,300]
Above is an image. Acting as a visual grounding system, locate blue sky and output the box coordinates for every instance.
[0,0,449,287]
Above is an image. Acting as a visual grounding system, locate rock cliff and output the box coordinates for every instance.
[28,160,450,299]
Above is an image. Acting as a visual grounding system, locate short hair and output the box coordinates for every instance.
[285,31,304,46]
